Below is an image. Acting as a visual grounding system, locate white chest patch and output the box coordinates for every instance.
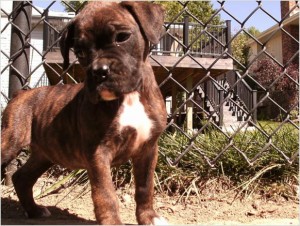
[119,92,153,150]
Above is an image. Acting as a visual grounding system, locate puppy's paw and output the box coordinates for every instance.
[25,206,51,218]
[153,216,169,225]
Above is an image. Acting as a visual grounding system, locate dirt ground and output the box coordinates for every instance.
[1,177,299,225]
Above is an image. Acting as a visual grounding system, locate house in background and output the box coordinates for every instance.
[247,1,299,66]
[246,2,299,120]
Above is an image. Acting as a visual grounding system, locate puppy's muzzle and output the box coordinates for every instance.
[92,63,110,83]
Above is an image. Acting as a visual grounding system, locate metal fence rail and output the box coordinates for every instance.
[1,1,299,169]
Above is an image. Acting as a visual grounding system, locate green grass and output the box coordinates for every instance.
[155,121,299,200]
[38,121,299,202]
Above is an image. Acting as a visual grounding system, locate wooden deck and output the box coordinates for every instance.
[150,55,233,95]
[43,51,233,96]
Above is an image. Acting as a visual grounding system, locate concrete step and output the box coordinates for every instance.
[221,102,254,133]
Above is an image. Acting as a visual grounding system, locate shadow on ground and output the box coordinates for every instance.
[1,197,97,225]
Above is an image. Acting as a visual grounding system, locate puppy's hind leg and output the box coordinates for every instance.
[1,129,26,185]
[12,151,53,218]
[1,130,20,165]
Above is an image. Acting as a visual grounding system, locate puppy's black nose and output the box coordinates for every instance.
[92,64,110,81]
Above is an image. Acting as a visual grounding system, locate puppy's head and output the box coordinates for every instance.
[60,2,165,103]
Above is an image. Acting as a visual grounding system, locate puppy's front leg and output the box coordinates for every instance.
[87,156,122,225]
[132,143,168,225]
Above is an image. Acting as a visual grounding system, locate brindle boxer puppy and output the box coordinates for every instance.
[1,2,168,225]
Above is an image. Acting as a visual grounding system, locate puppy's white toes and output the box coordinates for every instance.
[153,216,169,225]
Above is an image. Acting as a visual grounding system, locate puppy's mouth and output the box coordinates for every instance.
[98,88,118,101]
[96,77,142,102]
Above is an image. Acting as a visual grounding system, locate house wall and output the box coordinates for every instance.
[282,24,299,65]
[280,1,299,65]
[248,41,260,64]
[281,1,299,18]
[28,24,47,87]
[264,32,283,63]
[248,32,283,65]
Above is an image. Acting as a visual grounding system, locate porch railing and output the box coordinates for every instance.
[43,13,231,58]
[152,17,231,58]
[224,71,257,122]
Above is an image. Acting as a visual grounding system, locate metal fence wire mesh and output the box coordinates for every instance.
[1,1,299,169]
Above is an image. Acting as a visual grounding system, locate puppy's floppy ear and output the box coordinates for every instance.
[60,20,75,70]
[121,1,165,44]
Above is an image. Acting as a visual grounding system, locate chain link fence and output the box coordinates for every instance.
[1,1,299,172]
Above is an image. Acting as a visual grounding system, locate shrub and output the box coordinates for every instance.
[251,57,299,119]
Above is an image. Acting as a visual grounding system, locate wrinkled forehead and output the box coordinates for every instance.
[75,2,136,32]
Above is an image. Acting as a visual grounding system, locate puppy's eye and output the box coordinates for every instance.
[115,32,131,43]
[75,50,86,58]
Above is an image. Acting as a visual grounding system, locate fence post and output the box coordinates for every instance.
[183,15,189,53]
[185,76,194,134]
[234,70,238,95]
[225,20,232,56]
[252,90,257,123]
[43,8,49,52]
[219,89,224,127]
[8,1,32,98]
